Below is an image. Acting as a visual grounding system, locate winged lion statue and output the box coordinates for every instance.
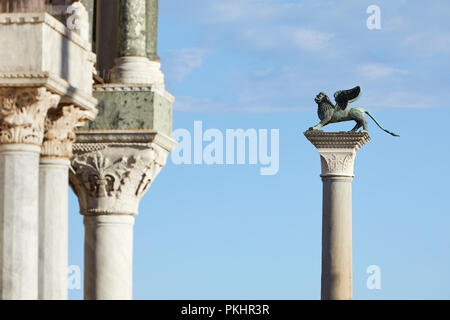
[308,86,399,137]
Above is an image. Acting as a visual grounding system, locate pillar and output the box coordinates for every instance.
[84,215,134,299]
[69,131,176,299]
[110,0,164,87]
[146,0,159,61]
[38,105,91,300]
[0,87,60,300]
[304,131,370,300]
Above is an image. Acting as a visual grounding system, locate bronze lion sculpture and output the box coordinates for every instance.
[308,86,399,137]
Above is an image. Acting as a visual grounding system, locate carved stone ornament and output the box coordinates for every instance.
[69,135,172,216]
[319,151,355,176]
[0,87,60,145]
[42,105,92,158]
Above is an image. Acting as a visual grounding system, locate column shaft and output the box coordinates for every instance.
[84,215,134,300]
[38,158,70,300]
[0,144,41,299]
[145,0,159,61]
[119,0,146,57]
[321,176,353,300]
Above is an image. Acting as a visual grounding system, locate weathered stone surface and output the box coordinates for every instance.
[146,0,159,61]
[119,0,146,57]
[83,85,173,136]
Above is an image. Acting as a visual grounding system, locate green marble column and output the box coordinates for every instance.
[146,0,159,61]
[119,0,147,57]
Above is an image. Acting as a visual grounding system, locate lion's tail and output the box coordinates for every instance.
[364,110,400,137]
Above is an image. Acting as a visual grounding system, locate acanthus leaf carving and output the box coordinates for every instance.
[42,105,92,158]
[319,152,355,176]
[0,87,60,145]
[70,144,169,216]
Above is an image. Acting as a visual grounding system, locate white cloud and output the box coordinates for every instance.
[358,64,408,80]
[242,26,334,52]
[163,48,208,83]
[291,28,334,51]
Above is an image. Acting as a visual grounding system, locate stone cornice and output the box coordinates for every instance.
[0,12,94,57]
[0,71,98,114]
[304,131,370,150]
[93,83,175,103]
[73,130,177,153]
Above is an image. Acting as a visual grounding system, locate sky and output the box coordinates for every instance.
[68,0,450,299]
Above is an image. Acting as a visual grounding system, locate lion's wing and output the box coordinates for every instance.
[333,86,361,110]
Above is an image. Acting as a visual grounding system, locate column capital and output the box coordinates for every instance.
[0,87,60,146]
[69,130,176,216]
[304,131,370,177]
[41,105,92,159]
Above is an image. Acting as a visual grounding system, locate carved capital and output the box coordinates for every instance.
[42,105,91,158]
[0,87,60,145]
[319,150,355,176]
[69,131,176,216]
[304,131,370,177]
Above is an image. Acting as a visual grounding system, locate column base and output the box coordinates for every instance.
[110,56,165,88]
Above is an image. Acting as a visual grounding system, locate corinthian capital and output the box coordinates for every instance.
[0,87,60,145]
[69,131,176,216]
[42,105,92,158]
[304,131,370,177]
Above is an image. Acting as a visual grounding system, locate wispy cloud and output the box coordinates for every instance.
[160,0,450,113]
[358,64,408,80]
[163,48,208,83]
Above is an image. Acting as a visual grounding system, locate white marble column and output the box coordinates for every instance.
[84,215,134,299]
[69,131,176,300]
[38,105,91,300]
[305,131,370,300]
[0,87,60,300]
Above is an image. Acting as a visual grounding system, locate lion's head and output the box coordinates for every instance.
[315,92,332,105]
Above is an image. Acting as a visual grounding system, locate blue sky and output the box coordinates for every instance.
[68,0,450,299]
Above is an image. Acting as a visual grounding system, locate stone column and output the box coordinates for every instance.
[69,131,176,299]
[146,0,159,61]
[304,131,370,300]
[38,105,91,300]
[0,87,60,300]
[110,0,164,87]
